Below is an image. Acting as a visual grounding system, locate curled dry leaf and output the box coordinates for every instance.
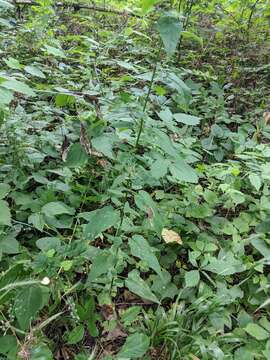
[80,122,92,155]
[61,135,70,162]
[104,325,127,341]
[162,228,182,244]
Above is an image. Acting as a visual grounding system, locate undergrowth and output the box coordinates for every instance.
[0,0,270,359]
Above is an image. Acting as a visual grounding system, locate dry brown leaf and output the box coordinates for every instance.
[264,112,270,125]
[100,304,115,321]
[162,228,182,244]
[60,135,70,162]
[80,122,92,155]
[104,325,127,341]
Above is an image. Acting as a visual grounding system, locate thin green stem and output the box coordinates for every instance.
[135,63,158,148]
[246,0,260,41]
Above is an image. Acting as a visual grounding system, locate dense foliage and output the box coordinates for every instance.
[0,0,270,359]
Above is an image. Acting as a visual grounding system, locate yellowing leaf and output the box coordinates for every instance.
[189,355,200,360]
[162,228,182,244]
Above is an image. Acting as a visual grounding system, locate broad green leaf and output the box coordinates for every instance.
[67,325,84,344]
[156,15,182,56]
[0,335,17,355]
[36,237,61,252]
[185,270,200,287]
[181,30,203,46]
[25,65,46,78]
[43,44,66,58]
[14,286,45,330]
[173,113,200,125]
[121,307,141,324]
[129,235,162,277]
[28,213,45,231]
[0,0,14,8]
[249,173,262,191]
[0,183,10,199]
[158,107,175,131]
[158,108,173,122]
[0,88,13,105]
[87,251,115,282]
[92,134,116,159]
[245,323,270,340]
[0,18,13,28]
[125,270,160,304]
[0,200,11,226]
[203,252,246,276]
[30,344,53,360]
[259,317,270,332]
[134,190,163,235]
[82,206,120,240]
[1,79,35,96]
[65,143,88,168]
[234,346,256,360]
[55,93,75,107]
[256,220,270,233]
[227,189,245,205]
[61,260,73,271]
[0,233,19,254]
[150,158,169,179]
[186,204,212,218]
[4,57,22,70]
[251,237,270,258]
[41,202,75,217]
[153,128,178,157]
[169,160,198,184]
[263,350,270,360]
[44,215,73,229]
[118,333,150,359]
[151,271,178,300]
[167,72,191,93]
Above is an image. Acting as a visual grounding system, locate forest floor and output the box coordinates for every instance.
[0,2,270,360]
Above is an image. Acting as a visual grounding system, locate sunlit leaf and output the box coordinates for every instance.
[141,0,160,14]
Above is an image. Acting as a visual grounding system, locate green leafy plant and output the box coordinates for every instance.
[0,0,269,359]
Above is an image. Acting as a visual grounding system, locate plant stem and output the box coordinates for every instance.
[135,63,158,148]
[246,0,260,41]
[178,0,183,12]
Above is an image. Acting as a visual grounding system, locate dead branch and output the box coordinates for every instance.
[12,1,141,18]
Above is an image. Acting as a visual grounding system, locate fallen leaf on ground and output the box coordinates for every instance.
[162,228,182,244]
